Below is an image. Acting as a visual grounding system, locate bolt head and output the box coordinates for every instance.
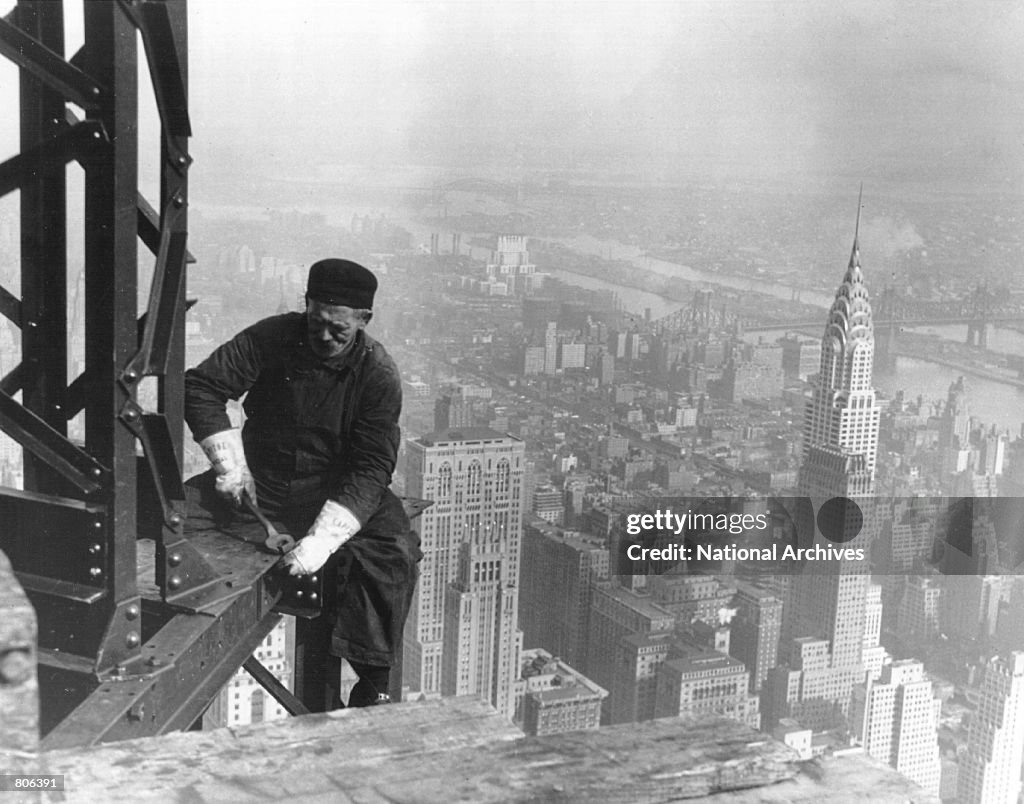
[0,650,33,685]
[168,575,181,590]
[125,632,140,648]
[88,543,103,555]
[126,605,140,620]
[296,590,304,599]
[89,567,102,578]
[168,552,182,567]
[309,592,318,603]
[169,513,183,527]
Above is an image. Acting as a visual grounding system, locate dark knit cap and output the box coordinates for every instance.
[306,259,377,308]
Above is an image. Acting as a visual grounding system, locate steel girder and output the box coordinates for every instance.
[0,0,253,744]
[0,1,428,745]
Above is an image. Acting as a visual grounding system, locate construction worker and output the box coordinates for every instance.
[184,258,419,708]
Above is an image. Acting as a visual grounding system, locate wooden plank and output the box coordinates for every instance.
[4,699,805,802]
[1,697,938,803]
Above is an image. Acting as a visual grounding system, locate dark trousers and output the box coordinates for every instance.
[186,471,420,708]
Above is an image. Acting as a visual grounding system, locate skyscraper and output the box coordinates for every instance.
[730,581,782,693]
[850,660,941,797]
[798,194,881,498]
[404,428,525,706]
[519,520,609,670]
[442,509,523,718]
[958,652,1024,804]
[486,234,538,295]
[769,192,884,729]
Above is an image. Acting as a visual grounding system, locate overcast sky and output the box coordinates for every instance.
[1,1,1023,190]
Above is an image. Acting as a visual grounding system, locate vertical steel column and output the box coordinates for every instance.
[158,0,188,466]
[18,0,68,495]
[82,0,139,624]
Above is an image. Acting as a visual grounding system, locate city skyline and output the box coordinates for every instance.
[2,2,1023,798]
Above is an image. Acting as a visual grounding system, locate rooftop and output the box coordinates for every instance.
[413,427,520,446]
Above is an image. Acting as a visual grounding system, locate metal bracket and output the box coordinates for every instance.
[138,193,196,264]
[92,596,145,674]
[156,524,242,612]
[116,400,233,610]
[123,207,189,380]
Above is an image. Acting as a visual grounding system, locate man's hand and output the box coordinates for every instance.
[280,499,360,576]
[199,429,256,508]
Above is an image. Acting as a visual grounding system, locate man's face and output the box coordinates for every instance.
[306,299,366,360]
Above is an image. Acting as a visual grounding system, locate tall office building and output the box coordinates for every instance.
[404,428,525,705]
[585,582,675,724]
[544,322,559,375]
[486,234,538,295]
[442,509,523,718]
[958,652,1024,804]
[519,520,609,670]
[730,582,782,693]
[850,660,941,797]
[769,195,884,729]
[798,200,881,497]
[610,631,673,725]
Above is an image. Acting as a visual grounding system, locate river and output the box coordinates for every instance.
[197,201,1024,433]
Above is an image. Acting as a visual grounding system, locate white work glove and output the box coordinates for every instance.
[281,499,361,576]
[199,428,255,508]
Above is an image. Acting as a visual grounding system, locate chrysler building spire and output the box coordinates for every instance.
[800,188,880,496]
[822,187,874,395]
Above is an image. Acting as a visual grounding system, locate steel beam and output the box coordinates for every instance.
[243,656,311,716]
[17,1,69,495]
[0,394,107,494]
[40,536,283,749]
[0,13,104,109]
[79,2,142,672]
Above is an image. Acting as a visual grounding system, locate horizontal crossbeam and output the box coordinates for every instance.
[0,118,106,199]
[0,14,104,110]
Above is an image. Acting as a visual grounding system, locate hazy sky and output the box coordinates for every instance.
[1,1,1023,189]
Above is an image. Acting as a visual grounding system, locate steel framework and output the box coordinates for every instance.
[0,0,307,748]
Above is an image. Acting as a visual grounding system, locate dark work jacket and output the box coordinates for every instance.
[184,313,402,526]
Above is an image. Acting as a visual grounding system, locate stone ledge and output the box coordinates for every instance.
[1,697,937,803]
